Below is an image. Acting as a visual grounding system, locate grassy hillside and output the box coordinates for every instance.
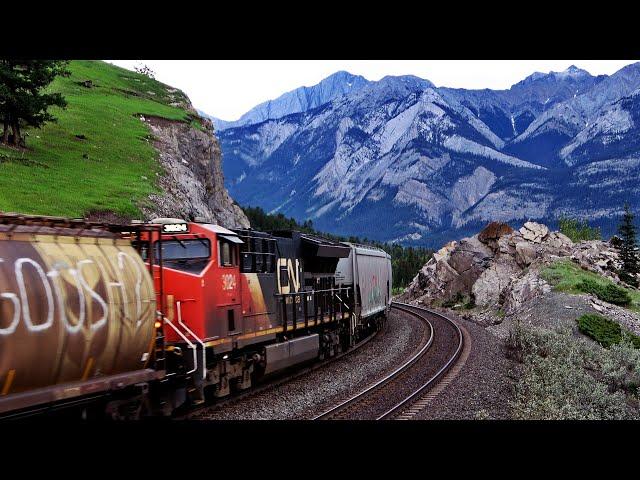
[542,260,640,312]
[0,60,201,218]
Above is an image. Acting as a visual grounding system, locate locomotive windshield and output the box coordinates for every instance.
[154,239,211,261]
[137,238,213,274]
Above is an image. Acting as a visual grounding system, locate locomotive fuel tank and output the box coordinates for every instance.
[0,224,156,406]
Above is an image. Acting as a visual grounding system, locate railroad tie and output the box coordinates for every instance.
[396,320,472,420]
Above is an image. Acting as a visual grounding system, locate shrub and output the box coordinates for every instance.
[558,215,601,242]
[577,314,622,347]
[577,278,631,306]
[619,271,639,289]
[508,322,637,419]
[576,313,640,349]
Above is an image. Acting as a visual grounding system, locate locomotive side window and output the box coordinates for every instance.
[153,239,210,261]
[218,238,238,267]
[238,235,276,273]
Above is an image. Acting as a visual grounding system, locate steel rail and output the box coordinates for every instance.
[312,303,434,420]
[375,302,463,420]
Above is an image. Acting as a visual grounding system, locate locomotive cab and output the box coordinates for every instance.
[142,219,244,347]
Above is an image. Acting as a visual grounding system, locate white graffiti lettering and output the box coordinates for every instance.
[47,266,85,334]
[0,252,148,336]
[117,252,143,328]
[77,259,109,331]
[0,293,20,335]
[15,258,54,332]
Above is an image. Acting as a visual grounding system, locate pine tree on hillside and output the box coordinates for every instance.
[0,60,69,147]
[616,203,640,288]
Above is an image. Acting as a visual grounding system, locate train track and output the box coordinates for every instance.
[182,320,385,420]
[313,302,464,420]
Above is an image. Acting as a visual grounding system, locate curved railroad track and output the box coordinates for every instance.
[313,302,464,420]
[182,321,385,420]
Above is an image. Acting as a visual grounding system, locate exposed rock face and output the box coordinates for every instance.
[403,236,493,303]
[519,221,549,243]
[515,242,537,267]
[401,220,624,314]
[142,115,249,229]
[570,239,624,281]
[501,270,552,316]
[472,257,520,306]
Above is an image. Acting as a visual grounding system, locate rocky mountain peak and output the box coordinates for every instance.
[514,65,593,88]
[219,62,640,245]
[211,70,370,131]
[556,64,591,78]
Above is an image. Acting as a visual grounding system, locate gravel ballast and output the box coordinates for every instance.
[412,311,519,420]
[191,309,427,420]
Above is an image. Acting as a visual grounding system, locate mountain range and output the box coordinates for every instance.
[206,63,640,247]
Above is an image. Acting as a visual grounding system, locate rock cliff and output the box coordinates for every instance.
[400,220,627,312]
[141,112,249,229]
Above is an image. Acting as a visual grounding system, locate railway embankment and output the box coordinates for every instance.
[401,221,640,419]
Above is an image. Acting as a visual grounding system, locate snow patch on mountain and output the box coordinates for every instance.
[443,135,545,169]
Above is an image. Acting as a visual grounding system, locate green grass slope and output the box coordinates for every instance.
[542,260,640,312]
[0,60,202,218]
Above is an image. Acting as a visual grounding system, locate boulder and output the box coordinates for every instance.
[497,235,517,255]
[478,221,514,250]
[502,270,552,315]
[472,257,520,306]
[545,231,573,250]
[515,241,537,267]
[570,240,622,281]
[519,221,549,243]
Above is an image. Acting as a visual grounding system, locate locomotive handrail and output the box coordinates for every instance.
[275,287,351,296]
[334,293,350,310]
[177,301,207,380]
[160,313,198,376]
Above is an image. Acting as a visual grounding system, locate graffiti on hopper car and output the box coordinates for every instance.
[0,252,148,336]
[368,274,382,306]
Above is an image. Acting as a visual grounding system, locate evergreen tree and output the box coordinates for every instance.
[616,203,640,287]
[0,60,69,147]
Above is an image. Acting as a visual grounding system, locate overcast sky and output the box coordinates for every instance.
[108,60,638,121]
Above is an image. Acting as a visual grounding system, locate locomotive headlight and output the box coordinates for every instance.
[154,320,162,329]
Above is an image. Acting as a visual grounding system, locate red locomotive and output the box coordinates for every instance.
[0,213,392,418]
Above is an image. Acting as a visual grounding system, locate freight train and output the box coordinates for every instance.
[0,213,392,418]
